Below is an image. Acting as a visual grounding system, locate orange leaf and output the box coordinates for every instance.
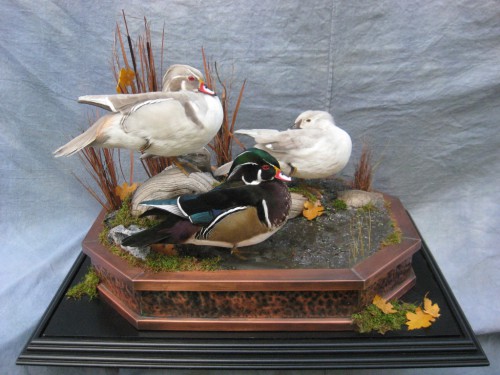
[406,307,434,330]
[423,296,441,319]
[115,182,138,201]
[373,294,396,314]
[303,200,325,221]
[116,68,135,93]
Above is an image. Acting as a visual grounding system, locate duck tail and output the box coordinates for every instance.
[121,215,198,248]
[53,115,113,157]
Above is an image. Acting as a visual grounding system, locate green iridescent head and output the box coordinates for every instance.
[228,148,291,184]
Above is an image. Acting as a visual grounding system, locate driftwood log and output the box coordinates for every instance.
[131,166,218,216]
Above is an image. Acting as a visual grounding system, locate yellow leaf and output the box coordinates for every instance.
[303,200,325,221]
[373,294,396,314]
[116,68,135,93]
[115,182,138,201]
[406,307,434,330]
[423,296,441,319]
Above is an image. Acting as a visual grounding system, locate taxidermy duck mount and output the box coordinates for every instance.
[60,16,421,331]
[77,130,420,331]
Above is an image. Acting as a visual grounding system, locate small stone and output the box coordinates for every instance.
[108,225,150,260]
[337,189,384,209]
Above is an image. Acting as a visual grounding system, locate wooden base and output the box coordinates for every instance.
[83,194,422,330]
[17,236,489,369]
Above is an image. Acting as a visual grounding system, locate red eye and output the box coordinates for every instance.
[262,165,270,170]
[188,76,196,81]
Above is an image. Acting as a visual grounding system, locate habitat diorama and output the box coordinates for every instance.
[59,15,440,334]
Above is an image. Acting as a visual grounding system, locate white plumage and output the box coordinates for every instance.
[54,64,223,158]
[235,110,352,179]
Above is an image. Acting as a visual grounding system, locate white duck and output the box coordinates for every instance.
[235,110,352,179]
[54,64,223,158]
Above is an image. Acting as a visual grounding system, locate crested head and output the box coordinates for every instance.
[293,110,335,129]
[162,65,204,90]
[162,64,215,95]
[228,148,291,185]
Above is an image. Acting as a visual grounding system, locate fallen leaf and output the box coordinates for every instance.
[406,307,434,330]
[115,182,138,201]
[116,68,135,93]
[423,296,441,319]
[373,294,397,314]
[303,200,325,220]
[151,244,178,256]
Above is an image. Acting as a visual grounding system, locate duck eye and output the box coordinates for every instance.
[262,165,271,170]
[188,76,196,81]
[306,119,311,122]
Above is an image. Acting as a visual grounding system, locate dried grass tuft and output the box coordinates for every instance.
[352,141,374,192]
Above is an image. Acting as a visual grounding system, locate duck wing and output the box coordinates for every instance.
[78,92,194,112]
[141,184,266,226]
[237,128,307,153]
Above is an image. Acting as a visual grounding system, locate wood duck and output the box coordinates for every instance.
[54,64,223,158]
[121,148,292,251]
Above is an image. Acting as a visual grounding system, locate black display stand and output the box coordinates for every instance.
[17,235,489,370]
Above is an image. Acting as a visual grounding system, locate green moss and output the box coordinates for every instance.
[99,197,159,247]
[331,198,348,211]
[109,243,143,267]
[382,222,403,246]
[99,196,222,272]
[107,196,158,229]
[145,252,221,272]
[66,267,100,301]
[352,300,417,334]
[288,186,320,203]
[358,201,378,213]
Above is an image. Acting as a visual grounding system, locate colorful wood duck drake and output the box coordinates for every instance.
[121,148,292,251]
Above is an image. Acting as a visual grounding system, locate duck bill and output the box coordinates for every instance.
[198,81,216,96]
[274,168,292,182]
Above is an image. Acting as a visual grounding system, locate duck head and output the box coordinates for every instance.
[292,110,334,129]
[227,148,292,185]
[162,64,215,95]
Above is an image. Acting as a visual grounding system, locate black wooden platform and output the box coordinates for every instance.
[17,237,489,369]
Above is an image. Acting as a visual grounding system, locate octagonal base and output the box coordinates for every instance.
[83,194,421,331]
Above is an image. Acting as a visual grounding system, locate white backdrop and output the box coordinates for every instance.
[1,1,499,374]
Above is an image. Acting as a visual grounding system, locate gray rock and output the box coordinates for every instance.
[337,189,384,208]
[108,225,151,260]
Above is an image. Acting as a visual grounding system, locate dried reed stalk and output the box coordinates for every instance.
[75,146,122,211]
[77,13,247,211]
[113,12,172,175]
[202,48,246,166]
[352,141,373,192]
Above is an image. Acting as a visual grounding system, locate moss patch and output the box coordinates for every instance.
[145,251,221,272]
[288,185,322,203]
[100,198,221,272]
[352,300,417,334]
[331,198,348,211]
[66,267,100,300]
[382,221,403,246]
[107,196,158,229]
